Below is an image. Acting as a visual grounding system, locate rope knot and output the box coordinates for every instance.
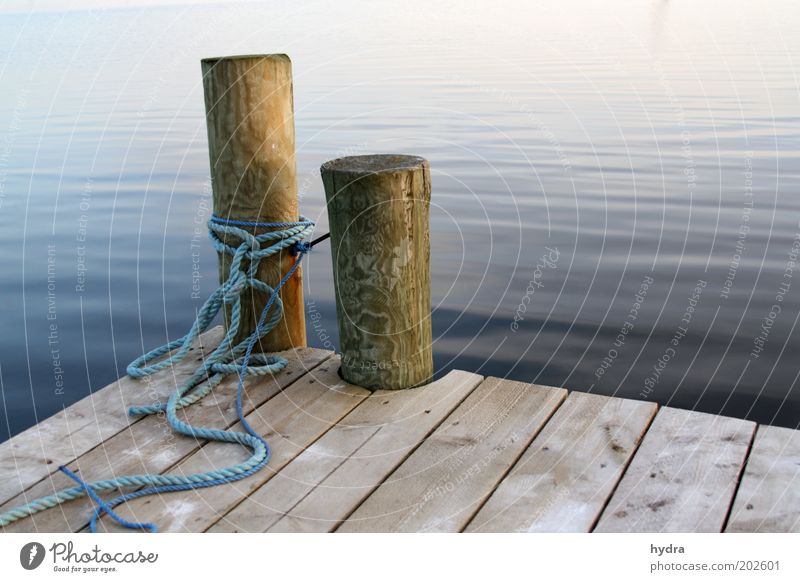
[292,241,312,255]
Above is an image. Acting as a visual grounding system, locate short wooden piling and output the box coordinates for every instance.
[201,54,305,350]
[321,154,433,389]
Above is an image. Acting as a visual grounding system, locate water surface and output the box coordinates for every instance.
[1,0,799,441]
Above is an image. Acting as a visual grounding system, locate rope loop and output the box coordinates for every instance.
[0,214,315,532]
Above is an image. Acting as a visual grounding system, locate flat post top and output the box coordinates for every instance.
[321,154,428,176]
[201,53,291,66]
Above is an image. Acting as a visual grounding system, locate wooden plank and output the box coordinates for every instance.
[726,424,800,532]
[0,346,332,532]
[466,392,656,533]
[0,326,225,508]
[208,370,482,533]
[94,357,369,532]
[595,407,755,532]
[337,377,566,532]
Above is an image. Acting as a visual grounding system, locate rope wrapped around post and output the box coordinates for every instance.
[0,216,315,532]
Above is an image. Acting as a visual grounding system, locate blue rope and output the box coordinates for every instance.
[0,215,315,532]
[58,466,158,533]
[209,215,314,229]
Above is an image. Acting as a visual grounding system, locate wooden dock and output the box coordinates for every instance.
[1,326,798,533]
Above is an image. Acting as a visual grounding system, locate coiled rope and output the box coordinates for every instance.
[0,215,315,532]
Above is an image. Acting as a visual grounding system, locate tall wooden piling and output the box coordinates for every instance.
[201,54,305,350]
[321,154,433,389]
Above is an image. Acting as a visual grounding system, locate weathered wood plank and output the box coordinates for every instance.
[466,392,656,533]
[95,357,369,532]
[1,345,332,533]
[208,370,482,533]
[0,326,225,508]
[337,377,566,532]
[595,407,755,533]
[726,424,800,533]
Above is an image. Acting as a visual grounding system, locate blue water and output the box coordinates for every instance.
[1,0,799,441]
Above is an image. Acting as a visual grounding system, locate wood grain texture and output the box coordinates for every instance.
[95,357,368,532]
[1,345,332,533]
[595,407,755,533]
[201,54,305,350]
[321,154,432,389]
[466,392,656,533]
[337,377,567,532]
[0,326,225,509]
[208,370,482,533]
[726,424,800,532]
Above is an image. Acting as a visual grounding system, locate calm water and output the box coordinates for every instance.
[1,0,799,441]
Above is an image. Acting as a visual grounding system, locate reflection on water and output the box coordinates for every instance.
[1,0,799,440]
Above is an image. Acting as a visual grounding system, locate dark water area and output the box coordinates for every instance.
[1,0,799,441]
